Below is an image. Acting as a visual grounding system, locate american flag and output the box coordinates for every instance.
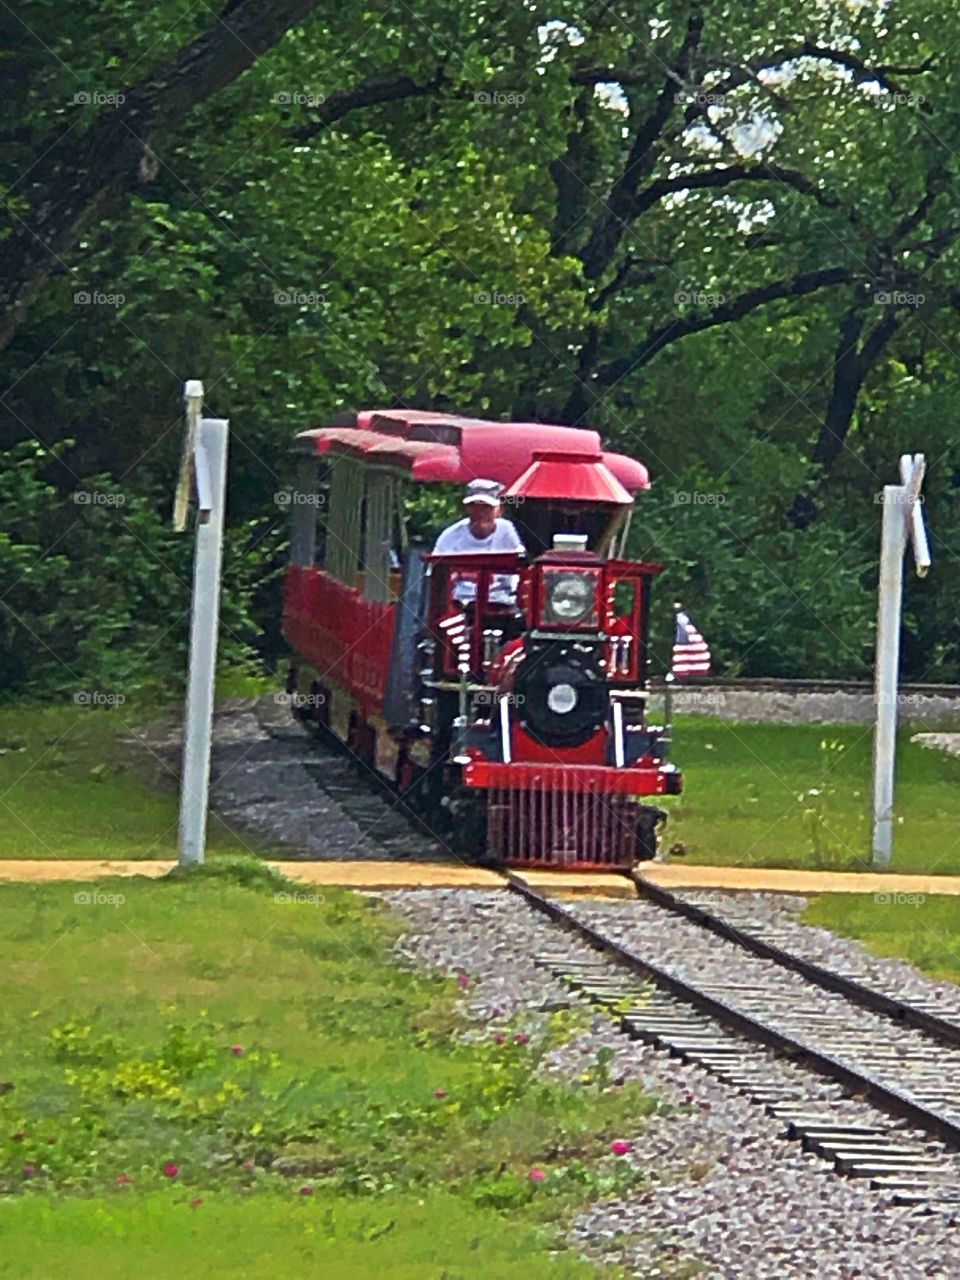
[672,610,711,676]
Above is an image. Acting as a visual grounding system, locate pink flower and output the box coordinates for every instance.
[610,1140,632,1157]
[528,1168,546,1183]
[494,1033,505,1046]
[163,1162,179,1179]
[21,1164,35,1178]
[433,1088,448,1099]
[230,1045,245,1057]
[116,1173,133,1186]
[299,1183,314,1196]
[514,1032,530,1046]
[456,973,470,990]
[242,1160,256,1173]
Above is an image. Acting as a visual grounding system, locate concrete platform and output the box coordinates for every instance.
[1,858,959,898]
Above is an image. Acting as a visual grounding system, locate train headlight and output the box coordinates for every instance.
[543,570,597,626]
[547,682,578,715]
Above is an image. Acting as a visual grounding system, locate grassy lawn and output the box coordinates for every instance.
[0,679,277,860]
[662,716,960,874]
[804,893,960,985]
[0,861,653,1277]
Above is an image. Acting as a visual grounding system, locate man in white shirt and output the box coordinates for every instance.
[432,478,525,605]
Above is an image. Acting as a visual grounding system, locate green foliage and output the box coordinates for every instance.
[4,0,960,690]
[0,440,272,698]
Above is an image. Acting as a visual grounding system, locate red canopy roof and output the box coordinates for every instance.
[505,452,633,506]
[294,409,649,493]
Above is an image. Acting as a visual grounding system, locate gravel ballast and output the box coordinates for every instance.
[384,888,960,1279]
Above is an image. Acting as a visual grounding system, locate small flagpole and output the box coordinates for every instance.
[663,601,681,754]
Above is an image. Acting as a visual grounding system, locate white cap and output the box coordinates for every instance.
[463,478,502,506]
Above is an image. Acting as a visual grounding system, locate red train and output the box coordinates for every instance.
[282,409,681,868]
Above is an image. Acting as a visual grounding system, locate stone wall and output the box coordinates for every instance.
[645,684,960,728]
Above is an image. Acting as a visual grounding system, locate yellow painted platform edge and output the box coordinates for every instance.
[1,859,959,898]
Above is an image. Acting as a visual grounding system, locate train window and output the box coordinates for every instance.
[512,504,617,558]
[611,578,636,618]
[289,455,319,567]
[325,456,364,585]
[362,471,394,602]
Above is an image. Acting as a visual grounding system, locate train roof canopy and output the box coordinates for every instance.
[293,409,649,492]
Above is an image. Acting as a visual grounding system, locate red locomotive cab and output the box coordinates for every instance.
[422,451,682,868]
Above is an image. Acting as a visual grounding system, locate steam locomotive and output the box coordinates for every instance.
[282,409,681,868]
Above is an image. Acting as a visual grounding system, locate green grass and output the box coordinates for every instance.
[0,864,653,1276]
[804,893,960,984]
[0,1191,603,1279]
[662,716,960,874]
[0,689,278,860]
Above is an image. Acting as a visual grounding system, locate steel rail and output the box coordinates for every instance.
[629,870,960,1052]
[506,871,960,1151]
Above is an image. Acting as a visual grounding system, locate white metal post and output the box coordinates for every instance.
[178,416,229,866]
[871,486,907,869]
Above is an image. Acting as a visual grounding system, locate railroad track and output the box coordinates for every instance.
[508,872,960,1214]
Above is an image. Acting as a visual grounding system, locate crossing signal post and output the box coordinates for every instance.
[174,380,229,867]
[871,453,931,870]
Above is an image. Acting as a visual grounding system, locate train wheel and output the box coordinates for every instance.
[347,713,376,771]
[634,804,667,862]
[395,752,422,796]
[442,785,495,865]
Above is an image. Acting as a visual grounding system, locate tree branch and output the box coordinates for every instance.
[294,69,446,139]
[596,265,851,384]
[634,162,836,213]
[579,5,704,279]
[0,0,324,352]
[788,307,902,526]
